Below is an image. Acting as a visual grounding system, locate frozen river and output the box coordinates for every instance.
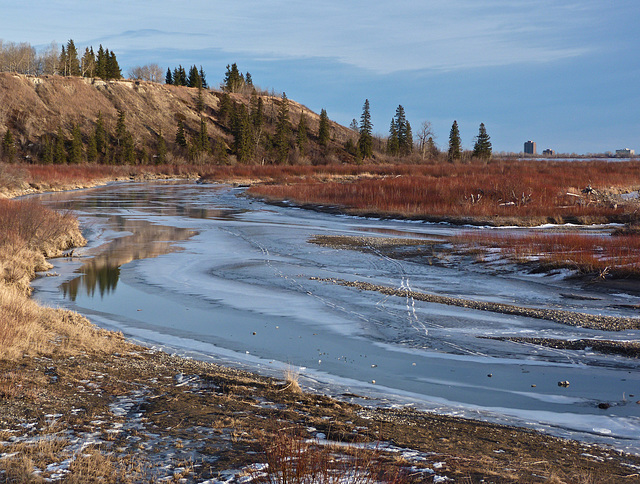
[31,181,640,452]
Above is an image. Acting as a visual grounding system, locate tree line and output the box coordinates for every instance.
[0,39,121,79]
[350,99,492,163]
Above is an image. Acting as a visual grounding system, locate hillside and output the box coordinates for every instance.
[0,72,357,165]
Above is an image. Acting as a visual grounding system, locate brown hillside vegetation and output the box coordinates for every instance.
[0,72,355,165]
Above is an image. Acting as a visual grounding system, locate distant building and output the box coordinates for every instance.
[524,140,536,155]
[542,149,555,156]
[616,148,635,157]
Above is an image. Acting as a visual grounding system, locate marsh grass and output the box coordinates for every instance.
[250,430,407,484]
[454,231,640,277]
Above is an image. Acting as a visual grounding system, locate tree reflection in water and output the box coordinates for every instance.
[61,216,197,301]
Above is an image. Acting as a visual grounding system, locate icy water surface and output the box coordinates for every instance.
[31,182,640,452]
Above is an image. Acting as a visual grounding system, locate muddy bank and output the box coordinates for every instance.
[2,347,640,483]
[311,277,640,331]
[484,336,640,359]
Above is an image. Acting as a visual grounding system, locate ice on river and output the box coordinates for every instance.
[31,182,640,453]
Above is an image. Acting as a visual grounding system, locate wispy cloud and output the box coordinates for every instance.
[1,0,612,73]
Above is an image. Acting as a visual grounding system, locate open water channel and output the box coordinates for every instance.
[30,181,640,452]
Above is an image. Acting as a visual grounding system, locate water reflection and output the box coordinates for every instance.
[38,182,245,221]
[62,216,197,301]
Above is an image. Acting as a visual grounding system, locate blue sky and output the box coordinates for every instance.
[2,1,638,153]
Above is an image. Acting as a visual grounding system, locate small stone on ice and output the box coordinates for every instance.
[372,380,376,384]
[371,364,377,368]
[487,374,492,377]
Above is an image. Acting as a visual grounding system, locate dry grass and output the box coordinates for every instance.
[0,196,127,362]
[247,160,640,225]
[250,430,408,484]
[455,231,640,277]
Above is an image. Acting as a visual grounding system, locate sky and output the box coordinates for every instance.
[1,1,639,154]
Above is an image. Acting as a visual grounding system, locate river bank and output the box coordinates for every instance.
[1,170,640,482]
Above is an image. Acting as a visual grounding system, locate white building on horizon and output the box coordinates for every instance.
[616,148,635,157]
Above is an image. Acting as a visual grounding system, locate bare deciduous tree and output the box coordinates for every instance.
[128,63,163,82]
[417,120,435,160]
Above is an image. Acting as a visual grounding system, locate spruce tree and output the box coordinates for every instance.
[188,65,201,88]
[165,68,173,85]
[197,116,210,153]
[274,92,291,164]
[54,127,67,164]
[42,135,54,164]
[2,130,16,162]
[318,108,330,146]
[473,123,492,160]
[96,45,107,78]
[405,120,413,154]
[199,66,208,88]
[426,137,438,160]
[231,104,253,162]
[448,120,462,162]
[245,72,253,87]
[387,119,399,156]
[66,40,81,76]
[106,50,121,79]
[69,124,84,163]
[87,132,98,162]
[94,112,107,156]
[123,133,136,164]
[156,130,167,164]
[175,120,187,148]
[358,99,373,159]
[59,45,67,76]
[223,63,243,92]
[218,93,232,126]
[115,110,127,147]
[296,114,308,155]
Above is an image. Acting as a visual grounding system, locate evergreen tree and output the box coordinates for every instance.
[173,65,187,86]
[1,130,16,162]
[250,94,263,128]
[349,119,359,132]
[274,92,291,164]
[187,65,201,88]
[231,104,253,162]
[66,40,81,76]
[296,114,308,154]
[41,135,54,164]
[245,72,253,87]
[213,137,228,164]
[318,108,330,146]
[86,132,98,162]
[115,110,127,147]
[95,45,107,79]
[199,66,208,88]
[175,120,187,148]
[165,68,173,85]
[473,122,492,160]
[69,124,83,163]
[218,93,232,126]
[123,133,136,164]
[223,63,243,92]
[94,112,107,156]
[156,130,167,164]
[426,136,438,160]
[448,120,462,162]
[405,120,413,154]
[197,116,210,153]
[358,99,373,159]
[59,45,67,75]
[387,118,399,156]
[196,85,205,113]
[106,50,121,79]
[54,127,66,164]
